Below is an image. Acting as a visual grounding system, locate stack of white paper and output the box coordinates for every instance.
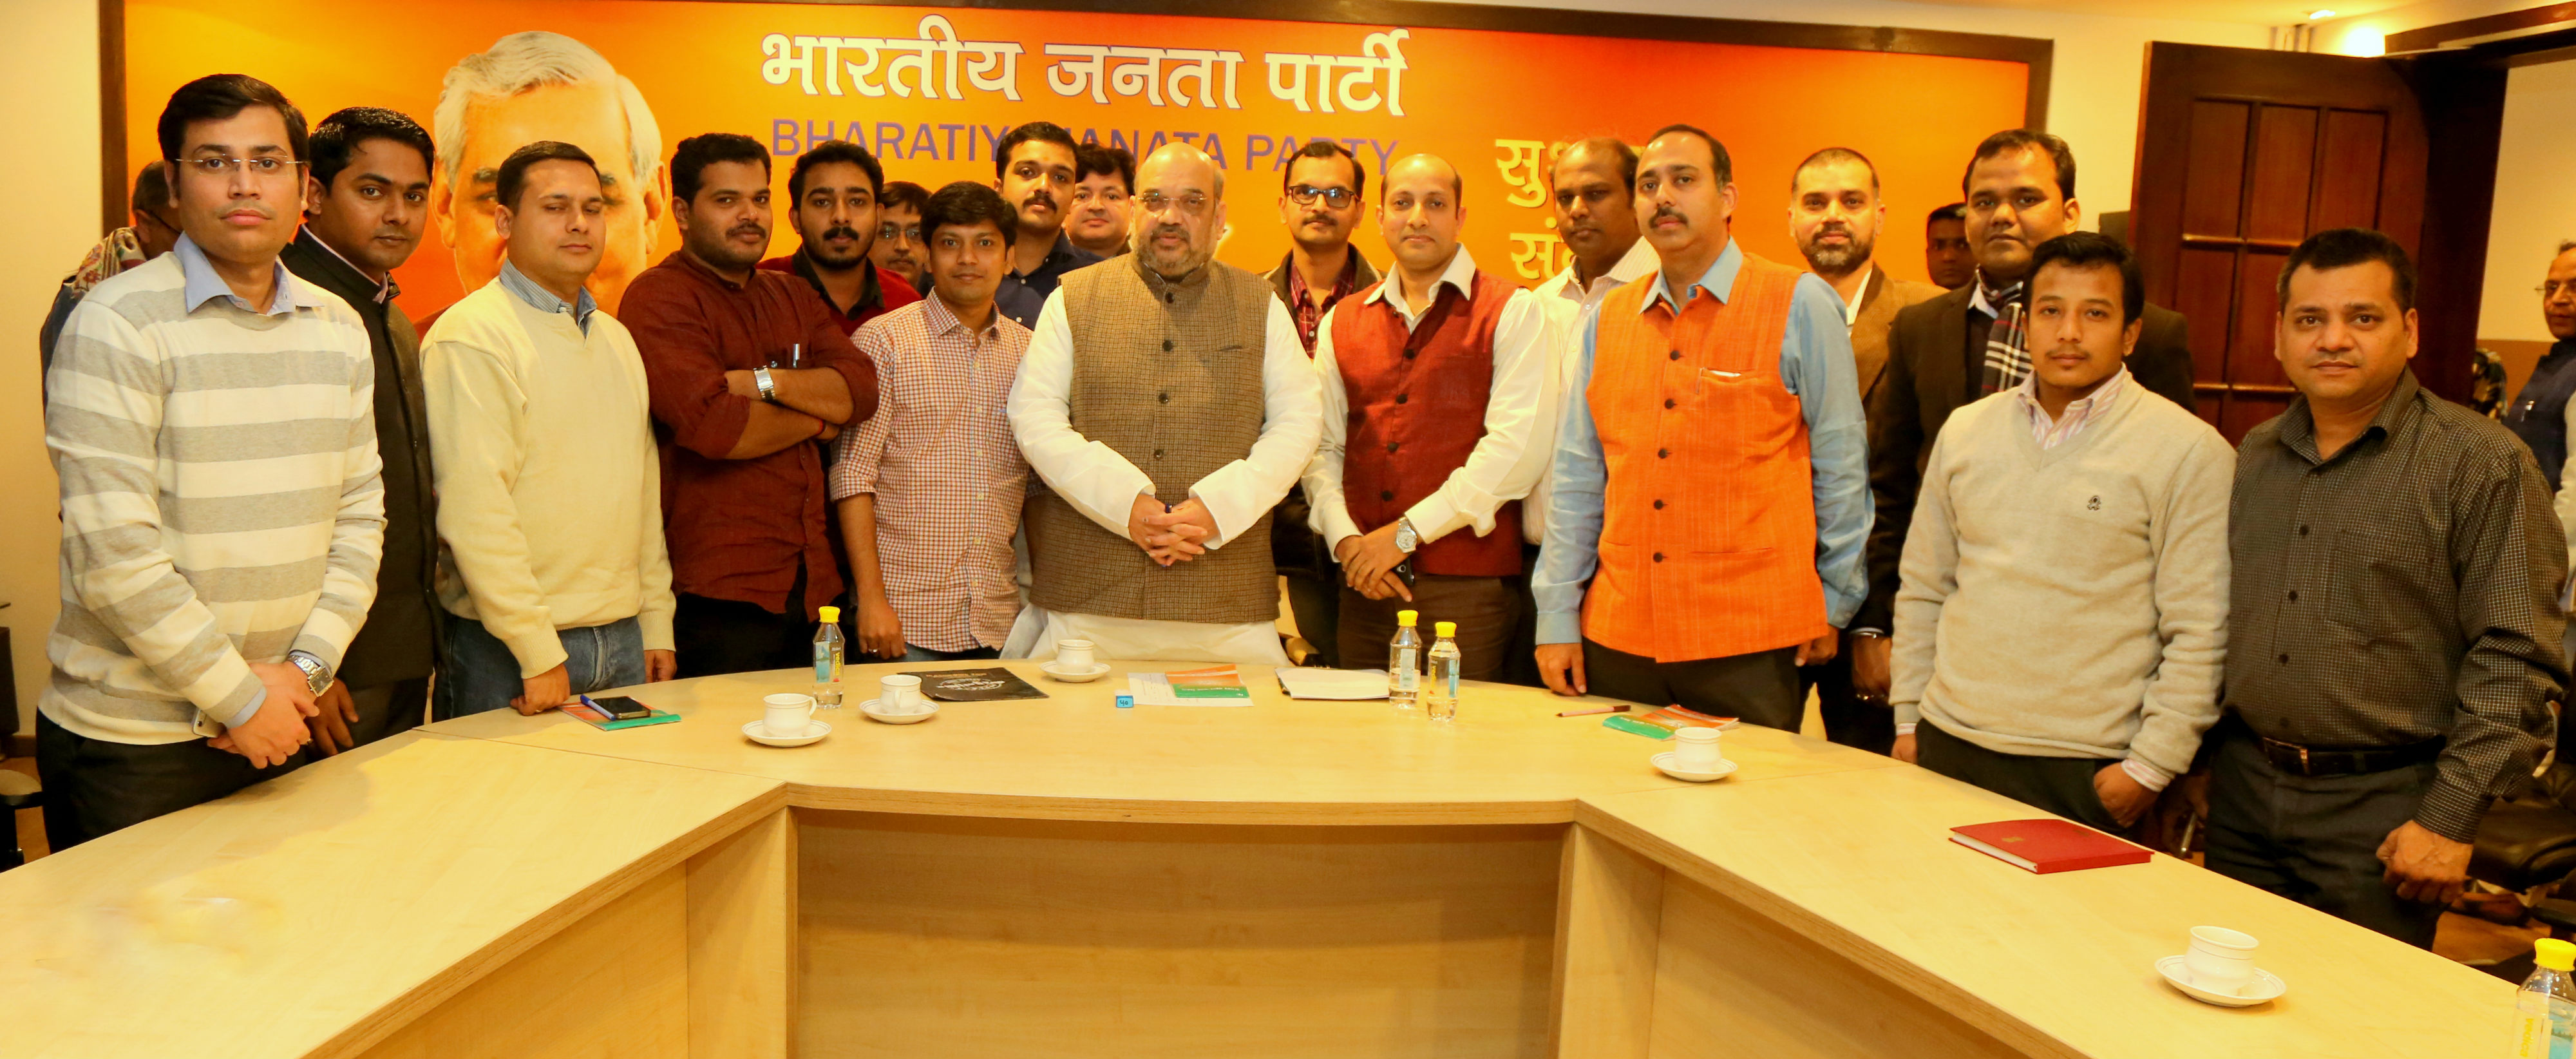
[1274,667,1391,701]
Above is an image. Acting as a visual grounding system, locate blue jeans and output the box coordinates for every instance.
[434,615,647,720]
[904,644,1002,663]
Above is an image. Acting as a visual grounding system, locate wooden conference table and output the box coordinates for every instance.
[1,660,2505,1058]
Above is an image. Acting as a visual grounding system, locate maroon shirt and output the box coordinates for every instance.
[756,250,922,336]
[621,250,880,617]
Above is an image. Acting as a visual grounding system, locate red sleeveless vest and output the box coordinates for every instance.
[1329,269,1524,577]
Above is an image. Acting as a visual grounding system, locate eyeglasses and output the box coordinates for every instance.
[1286,184,1356,209]
[1137,192,1211,216]
[878,222,922,242]
[2540,281,2576,299]
[180,155,305,179]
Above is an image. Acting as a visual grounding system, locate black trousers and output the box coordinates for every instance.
[1497,542,1546,688]
[1801,632,1894,754]
[1915,722,2125,833]
[1580,639,1803,732]
[674,562,835,679]
[345,677,429,749]
[2202,727,2445,949]
[36,711,303,852]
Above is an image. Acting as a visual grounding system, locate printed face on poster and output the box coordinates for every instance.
[122,1,2030,316]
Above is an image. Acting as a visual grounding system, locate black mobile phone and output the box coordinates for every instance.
[588,695,652,720]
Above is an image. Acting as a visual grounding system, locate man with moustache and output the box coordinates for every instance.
[835,182,1033,662]
[41,165,178,375]
[621,133,876,677]
[1854,130,2197,710]
[1265,139,1381,665]
[1068,143,1135,258]
[1533,125,1868,730]
[1008,143,1323,664]
[2208,229,2564,948]
[1303,154,1551,679]
[278,107,441,753]
[430,30,666,316]
[1786,146,1942,753]
[759,139,920,336]
[424,142,675,718]
[871,180,931,294]
[2504,240,2576,490]
[1925,203,1976,290]
[41,75,377,846]
[992,122,1104,329]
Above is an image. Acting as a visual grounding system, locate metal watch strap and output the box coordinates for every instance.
[289,651,331,696]
[1395,517,1418,553]
[753,365,778,403]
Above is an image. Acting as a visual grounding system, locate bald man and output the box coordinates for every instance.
[1300,155,1551,680]
[1006,144,1324,664]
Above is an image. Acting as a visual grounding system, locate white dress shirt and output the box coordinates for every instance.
[1302,245,1553,555]
[1525,238,1660,544]
[1002,278,1324,663]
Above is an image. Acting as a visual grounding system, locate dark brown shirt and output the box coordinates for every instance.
[620,251,878,618]
[2226,370,2565,841]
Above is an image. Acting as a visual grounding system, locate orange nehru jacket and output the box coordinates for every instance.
[1581,251,1831,662]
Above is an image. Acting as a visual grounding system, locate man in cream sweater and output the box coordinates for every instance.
[1890,233,2231,833]
[424,142,677,716]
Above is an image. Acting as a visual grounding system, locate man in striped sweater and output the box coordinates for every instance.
[39,75,384,850]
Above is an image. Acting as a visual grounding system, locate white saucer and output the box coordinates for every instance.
[859,698,939,724]
[2155,955,2286,1007]
[1652,752,1738,782]
[742,718,829,747]
[1040,660,1112,682]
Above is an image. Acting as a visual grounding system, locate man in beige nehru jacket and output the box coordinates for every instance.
[1007,143,1323,664]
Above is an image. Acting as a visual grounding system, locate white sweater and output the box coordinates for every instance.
[1889,382,2233,776]
[422,280,675,678]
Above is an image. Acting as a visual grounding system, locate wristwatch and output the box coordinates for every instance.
[1393,517,1419,554]
[753,365,779,403]
[287,650,332,697]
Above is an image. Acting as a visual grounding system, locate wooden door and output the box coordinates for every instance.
[2130,43,2429,441]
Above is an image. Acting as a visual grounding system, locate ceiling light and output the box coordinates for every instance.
[2308,8,2336,17]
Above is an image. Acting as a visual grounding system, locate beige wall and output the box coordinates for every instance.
[2479,59,2576,349]
[1,0,98,736]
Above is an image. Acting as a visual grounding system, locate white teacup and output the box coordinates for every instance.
[2184,925,2258,995]
[762,692,817,737]
[1673,727,1723,772]
[880,674,925,715]
[1056,638,1098,671]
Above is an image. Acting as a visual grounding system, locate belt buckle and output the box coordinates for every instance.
[2297,745,2311,775]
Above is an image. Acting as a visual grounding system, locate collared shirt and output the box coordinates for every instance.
[308,233,400,305]
[1008,285,1323,551]
[1526,238,1659,544]
[758,249,922,336]
[1303,245,1555,549]
[1283,249,1363,353]
[829,295,1032,651]
[2226,370,2566,843]
[995,231,1105,329]
[1837,263,1876,327]
[1533,237,1871,645]
[620,249,878,617]
[176,234,327,317]
[497,259,596,334]
[2015,367,2130,451]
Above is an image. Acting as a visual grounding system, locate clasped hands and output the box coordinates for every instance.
[1334,522,1414,602]
[1128,494,1215,567]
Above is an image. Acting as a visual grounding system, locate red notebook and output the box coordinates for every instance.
[1948,819,2152,874]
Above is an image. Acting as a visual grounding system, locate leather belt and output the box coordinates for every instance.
[2254,732,2445,778]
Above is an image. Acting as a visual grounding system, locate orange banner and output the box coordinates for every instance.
[124,0,2027,316]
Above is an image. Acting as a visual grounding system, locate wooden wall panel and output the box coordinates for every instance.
[2180,100,2249,238]
[357,866,688,1059]
[2314,109,2389,232]
[798,812,1562,1059]
[2248,105,2320,243]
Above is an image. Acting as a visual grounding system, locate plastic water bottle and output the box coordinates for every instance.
[1425,622,1461,723]
[2517,938,2576,1058]
[813,605,845,707]
[1388,609,1422,712]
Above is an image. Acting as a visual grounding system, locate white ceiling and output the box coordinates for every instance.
[1889,0,2410,25]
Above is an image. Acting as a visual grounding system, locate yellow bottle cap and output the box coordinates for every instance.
[2539,938,2576,971]
[819,606,840,622]
[1397,610,1417,626]
[1435,622,1457,637]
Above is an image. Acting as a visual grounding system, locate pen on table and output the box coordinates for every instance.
[1557,705,1624,717]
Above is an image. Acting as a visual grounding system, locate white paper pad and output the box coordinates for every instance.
[1274,667,1390,700]
[1125,674,1251,707]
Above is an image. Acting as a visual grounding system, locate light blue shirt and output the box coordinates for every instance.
[1531,237,1870,649]
[499,258,598,334]
[175,233,327,318]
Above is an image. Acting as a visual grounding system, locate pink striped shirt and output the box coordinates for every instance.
[2014,367,2130,451]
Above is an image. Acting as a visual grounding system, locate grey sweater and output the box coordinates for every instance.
[1889,381,2233,776]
